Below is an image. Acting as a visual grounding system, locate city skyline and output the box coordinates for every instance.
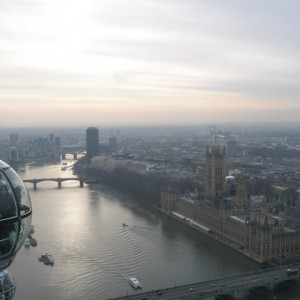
[0,0,299,127]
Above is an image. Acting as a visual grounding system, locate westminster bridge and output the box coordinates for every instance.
[23,177,85,189]
[109,264,300,300]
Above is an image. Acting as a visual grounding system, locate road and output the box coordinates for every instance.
[109,264,300,300]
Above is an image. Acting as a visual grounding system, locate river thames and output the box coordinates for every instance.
[7,161,300,299]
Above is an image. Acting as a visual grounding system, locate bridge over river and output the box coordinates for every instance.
[109,264,300,300]
[23,177,85,189]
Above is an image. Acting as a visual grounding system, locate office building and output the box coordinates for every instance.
[86,127,99,164]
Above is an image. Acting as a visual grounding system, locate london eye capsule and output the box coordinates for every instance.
[0,270,16,299]
[0,160,32,272]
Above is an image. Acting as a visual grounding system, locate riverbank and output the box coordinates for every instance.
[75,164,162,212]
[159,209,300,269]
[158,209,268,268]
[75,162,298,269]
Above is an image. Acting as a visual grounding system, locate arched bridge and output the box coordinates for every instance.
[61,152,86,160]
[60,144,86,160]
[23,178,84,189]
[109,264,300,300]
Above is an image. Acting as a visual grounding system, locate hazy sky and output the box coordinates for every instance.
[0,0,299,127]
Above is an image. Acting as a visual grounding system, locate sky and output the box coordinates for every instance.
[0,0,299,127]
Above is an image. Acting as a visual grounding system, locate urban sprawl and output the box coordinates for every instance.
[2,124,300,264]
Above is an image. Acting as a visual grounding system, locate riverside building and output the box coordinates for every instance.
[160,144,300,264]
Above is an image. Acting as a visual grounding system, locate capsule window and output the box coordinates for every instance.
[0,178,17,220]
[2,168,32,217]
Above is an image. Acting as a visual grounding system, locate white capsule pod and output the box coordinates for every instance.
[0,160,32,272]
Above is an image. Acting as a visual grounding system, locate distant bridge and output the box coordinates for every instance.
[109,264,300,300]
[23,178,84,189]
[61,152,86,160]
[60,145,86,160]
[60,144,85,152]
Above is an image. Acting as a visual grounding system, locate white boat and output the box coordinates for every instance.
[29,225,35,234]
[128,277,141,289]
[24,238,30,248]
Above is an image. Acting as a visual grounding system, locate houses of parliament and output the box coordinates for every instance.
[160,144,300,264]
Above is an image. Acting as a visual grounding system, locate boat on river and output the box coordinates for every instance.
[128,277,141,289]
[29,225,35,234]
[30,237,37,247]
[38,253,54,266]
[24,238,30,248]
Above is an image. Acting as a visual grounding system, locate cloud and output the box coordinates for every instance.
[0,0,299,125]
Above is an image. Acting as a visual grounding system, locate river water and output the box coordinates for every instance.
[6,161,300,300]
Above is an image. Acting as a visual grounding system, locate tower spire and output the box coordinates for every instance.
[214,129,217,145]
